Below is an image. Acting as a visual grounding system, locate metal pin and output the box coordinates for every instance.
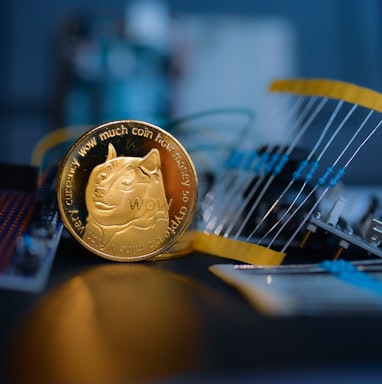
[333,240,349,260]
[300,230,312,248]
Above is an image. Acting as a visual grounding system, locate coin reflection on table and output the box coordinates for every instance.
[7,265,204,383]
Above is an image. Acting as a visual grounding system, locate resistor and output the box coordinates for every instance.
[243,150,259,171]
[317,166,334,186]
[304,160,319,183]
[273,153,289,175]
[264,153,280,175]
[224,149,246,169]
[292,159,309,180]
[254,151,270,173]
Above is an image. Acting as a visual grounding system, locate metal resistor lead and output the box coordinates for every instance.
[210,146,275,235]
[200,96,304,233]
[201,148,249,223]
[203,147,269,233]
[224,97,328,239]
[201,95,312,235]
[277,115,382,254]
[255,105,372,246]
[251,99,349,243]
[171,107,254,223]
[278,178,343,253]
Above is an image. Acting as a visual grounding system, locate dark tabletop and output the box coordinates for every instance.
[1,233,382,383]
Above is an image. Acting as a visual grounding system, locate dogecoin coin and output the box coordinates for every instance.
[57,120,198,262]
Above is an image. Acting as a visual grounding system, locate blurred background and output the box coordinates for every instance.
[1,0,382,183]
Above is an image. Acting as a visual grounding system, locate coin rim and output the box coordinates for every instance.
[56,119,198,262]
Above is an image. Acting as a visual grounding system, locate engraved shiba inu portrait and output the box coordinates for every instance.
[84,143,169,251]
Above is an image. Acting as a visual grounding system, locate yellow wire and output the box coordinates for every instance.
[31,125,91,166]
[269,78,382,113]
[191,231,285,266]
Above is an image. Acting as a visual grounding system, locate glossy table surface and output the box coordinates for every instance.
[1,234,382,383]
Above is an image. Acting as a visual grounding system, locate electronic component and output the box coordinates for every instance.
[0,165,63,292]
[198,78,382,263]
[301,194,382,259]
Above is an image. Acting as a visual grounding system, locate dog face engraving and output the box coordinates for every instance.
[84,144,169,250]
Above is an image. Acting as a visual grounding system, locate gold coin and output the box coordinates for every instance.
[57,120,198,262]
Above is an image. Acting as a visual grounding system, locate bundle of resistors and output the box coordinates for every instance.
[198,78,382,262]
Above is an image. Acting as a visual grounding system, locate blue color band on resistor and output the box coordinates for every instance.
[273,153,289,175]
[328,167,346,188]
[317,165,334,186]
[304,160,319,182]
[243,151,259,171]
[224,149,246,169]
[254,152,270,173]
[292,159,309,180]
[321,259,382,295]
[264,153,280,175]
